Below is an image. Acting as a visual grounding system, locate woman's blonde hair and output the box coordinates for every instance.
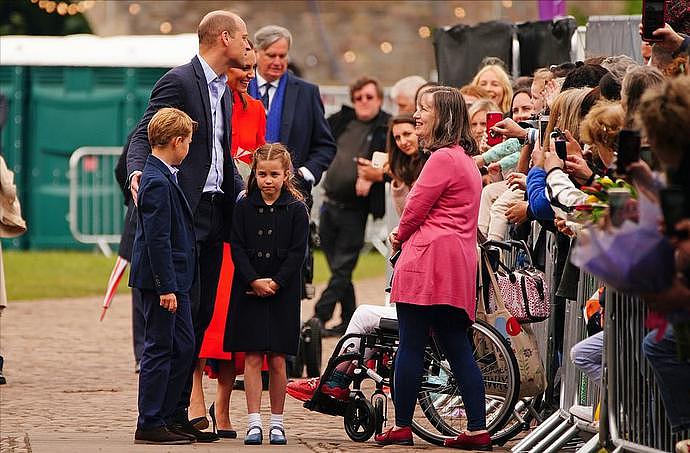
[580,101,625,161]
[471,64,513,113]
[637,76,690,165]
[542,87,592,147]
[247,143,304,201]
[468,99,501,121]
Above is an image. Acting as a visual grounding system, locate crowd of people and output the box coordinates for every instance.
[119,6,690,452]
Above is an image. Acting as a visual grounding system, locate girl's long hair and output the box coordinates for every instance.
[386,115,427,187]
[247,143,304,201]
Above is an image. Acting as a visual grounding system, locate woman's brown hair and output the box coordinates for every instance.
[386,115,427,187]
[247,143,304,201]
[418,86,477,155]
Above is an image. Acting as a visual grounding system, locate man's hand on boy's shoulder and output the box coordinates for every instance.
[159,293,177,313]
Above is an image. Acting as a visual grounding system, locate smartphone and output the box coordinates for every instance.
[616,129,641,174]
[539,115,549,142]
[371,151,388,169]
[555,139,567,160]
[642,0,666,42]
[486,112,504,147]
[660,186,689,239]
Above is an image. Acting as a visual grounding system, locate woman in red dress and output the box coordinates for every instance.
[188,44,266,438]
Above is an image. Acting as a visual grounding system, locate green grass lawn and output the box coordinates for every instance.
[4,249,387,301]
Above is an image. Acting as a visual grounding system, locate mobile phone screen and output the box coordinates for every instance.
[660,187,688,238]
[555,140,567,160]
[616,129,641,174]
[539,115,549,143]
[642,0,665,42]
[486,112,504,146]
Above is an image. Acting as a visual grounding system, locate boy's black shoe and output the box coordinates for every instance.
[134,426,192,444]
[0,371,5,385]
[168,420,219,442]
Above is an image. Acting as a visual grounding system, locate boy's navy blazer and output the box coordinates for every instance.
[129,155,196,294]
[127,56,244,240]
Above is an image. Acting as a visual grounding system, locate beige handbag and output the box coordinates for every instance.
[477,253,547,398]
[0,155,26,238]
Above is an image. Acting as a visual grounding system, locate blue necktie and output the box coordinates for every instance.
[261,83,270,111]
[171,172,178,185]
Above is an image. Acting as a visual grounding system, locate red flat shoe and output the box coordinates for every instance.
[444,432,492,451]
[374,426,413,446]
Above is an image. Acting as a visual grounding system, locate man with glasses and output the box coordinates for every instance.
[314,76,391,337]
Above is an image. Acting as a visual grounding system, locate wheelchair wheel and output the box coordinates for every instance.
[373,396,385,434]
[393,319,520,446]
[343,396,377,442]
[302,317,322,377]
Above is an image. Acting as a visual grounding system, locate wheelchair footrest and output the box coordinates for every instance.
[303,392,347,417]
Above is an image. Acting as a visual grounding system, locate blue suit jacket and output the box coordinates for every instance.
[129,155,196,294]
[253,72,336,185]
[127,56,244,240]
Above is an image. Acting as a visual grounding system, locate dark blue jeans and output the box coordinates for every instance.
[642,326,690,432]
[394,303,487,431]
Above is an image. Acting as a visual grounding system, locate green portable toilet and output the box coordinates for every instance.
[1,34,195,249]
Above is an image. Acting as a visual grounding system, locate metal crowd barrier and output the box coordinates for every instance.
[68,147,126,256]
[603,291,690,453]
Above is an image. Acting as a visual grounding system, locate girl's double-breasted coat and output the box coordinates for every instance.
[224,190,309,355]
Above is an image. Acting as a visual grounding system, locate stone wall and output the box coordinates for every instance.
[85,0,627,85]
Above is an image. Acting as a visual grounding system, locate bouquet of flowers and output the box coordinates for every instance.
[570,176,637,225]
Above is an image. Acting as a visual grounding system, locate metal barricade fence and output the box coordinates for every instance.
[605,291,690,453]
[68,147,125,256]
[512,237,601,453]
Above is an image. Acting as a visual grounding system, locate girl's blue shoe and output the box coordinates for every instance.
[244,427,263,445]
[269,426,287,445]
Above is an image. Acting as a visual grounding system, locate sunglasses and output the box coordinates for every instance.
[354,94,375,102]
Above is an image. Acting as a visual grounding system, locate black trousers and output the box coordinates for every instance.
[314,201,368,326]
[172,194,224,421]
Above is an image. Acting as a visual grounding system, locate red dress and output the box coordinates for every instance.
[199,90,266,373]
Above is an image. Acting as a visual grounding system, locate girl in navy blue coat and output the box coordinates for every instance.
[224,143,309,446]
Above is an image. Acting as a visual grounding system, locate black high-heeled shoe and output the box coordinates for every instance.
[209,402,237,439]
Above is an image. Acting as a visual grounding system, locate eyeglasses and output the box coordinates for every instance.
[354,94,375,102]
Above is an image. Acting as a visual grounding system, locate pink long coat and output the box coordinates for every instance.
[390,145,482,320]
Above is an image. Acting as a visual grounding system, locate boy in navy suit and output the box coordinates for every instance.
[129,108,198,444]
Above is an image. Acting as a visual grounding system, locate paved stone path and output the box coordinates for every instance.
[0,277,512,452]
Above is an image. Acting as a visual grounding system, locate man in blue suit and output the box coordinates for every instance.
[249,25,336,204]
[127,10,249,442]
[129,108,197,445]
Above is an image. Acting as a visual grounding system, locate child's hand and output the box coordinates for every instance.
[159,293,177,313]
[268,280,280,292]
[250,278,276,297]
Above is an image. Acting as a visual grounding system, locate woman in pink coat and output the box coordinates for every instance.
[375,87,490,450]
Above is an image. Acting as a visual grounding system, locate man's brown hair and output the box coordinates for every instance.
[198,11,239,46]
[147,108,197,148]
[349,76,383,102]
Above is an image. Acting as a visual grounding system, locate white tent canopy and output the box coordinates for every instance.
[0,34,199,67]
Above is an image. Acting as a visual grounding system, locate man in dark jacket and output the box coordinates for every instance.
[314,76,391,336]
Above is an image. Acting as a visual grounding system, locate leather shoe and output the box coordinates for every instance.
[168,420,219,443]
[134,426,192,444]
[443,432,492,451]
[269,426,287,445]
[244,426,263,445]
[374,426,413,446]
